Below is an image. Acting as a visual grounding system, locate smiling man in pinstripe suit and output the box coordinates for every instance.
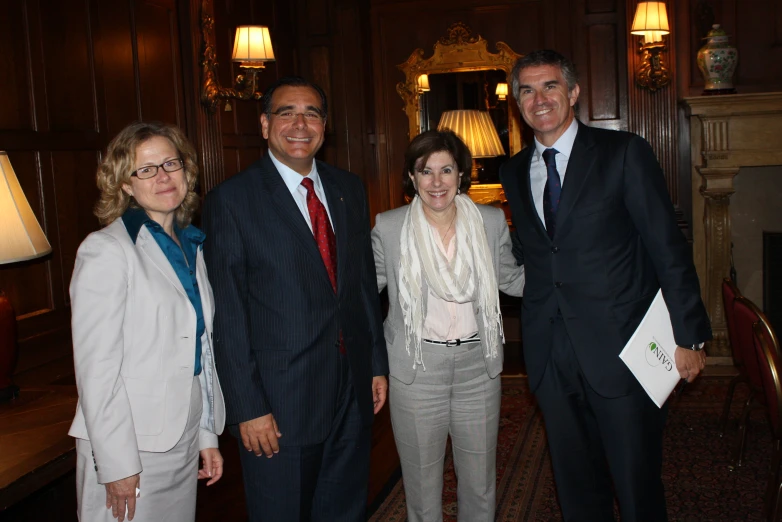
[202,76,389,522]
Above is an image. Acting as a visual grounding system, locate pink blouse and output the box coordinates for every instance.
[421,225,479,341]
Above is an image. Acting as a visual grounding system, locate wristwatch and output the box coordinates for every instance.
[682,343,705,351]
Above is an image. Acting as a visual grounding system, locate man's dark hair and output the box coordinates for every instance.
[510,50,579,101]
[402,130,472,198]
[261,76,328,120]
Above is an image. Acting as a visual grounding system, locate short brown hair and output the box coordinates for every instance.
[402,130,472,198]
[94,122,200,228]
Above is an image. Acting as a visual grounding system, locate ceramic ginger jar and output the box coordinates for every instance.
[697,24,738,92]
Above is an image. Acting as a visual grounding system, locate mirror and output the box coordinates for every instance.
[396,23,525,206]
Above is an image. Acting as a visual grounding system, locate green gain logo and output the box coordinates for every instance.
[645,341,674,372]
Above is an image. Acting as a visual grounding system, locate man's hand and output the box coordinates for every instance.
[674,346,707,383]
[198,447,224,486]
[372,376,388,414]
[239,414,281,458]
[104,474,140,522]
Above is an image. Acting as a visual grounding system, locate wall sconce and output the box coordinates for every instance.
[630,1,671,91]
[417,74,431,93]
[0,152,52,402]
[438,110,505,182]
[495,83,508,101]
[201,17,276,112]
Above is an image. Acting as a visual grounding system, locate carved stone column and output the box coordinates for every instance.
[698,167,738,356]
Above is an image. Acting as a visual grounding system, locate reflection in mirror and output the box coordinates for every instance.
[420,71,510,184]
[396,23,524,209]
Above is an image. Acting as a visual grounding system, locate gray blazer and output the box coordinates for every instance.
[372,203,524,384]
[68,219,225,484]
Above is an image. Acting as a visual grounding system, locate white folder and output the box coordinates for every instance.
[618,290,681,408]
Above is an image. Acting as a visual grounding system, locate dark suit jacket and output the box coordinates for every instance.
[202,154,388,446]
[500,121,711,397]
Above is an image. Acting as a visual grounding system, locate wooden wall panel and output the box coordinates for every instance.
[136,0,187,126]
[0,0,189,374]
[572,1,627,132]
[95,1,142,133]
[49,151,102,287]
[40,0,97,132]
[0,1,34,131]
[586,24,621,122]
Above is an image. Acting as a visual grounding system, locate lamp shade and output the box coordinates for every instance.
[232,26,275,68]
[417,74,431,92]
[438,110,504,158]
[0,152,51,264]
[495,82,508,100]
[631,2,670,35]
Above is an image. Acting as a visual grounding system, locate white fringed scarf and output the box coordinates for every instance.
[398,194,504,370]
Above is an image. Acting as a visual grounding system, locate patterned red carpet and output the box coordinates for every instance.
[368,375,768,521]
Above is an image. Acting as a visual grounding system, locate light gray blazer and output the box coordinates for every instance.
[372,203,524,384]
[68,218,225,484]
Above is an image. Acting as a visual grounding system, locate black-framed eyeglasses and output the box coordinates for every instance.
[270,109,325,123]
[131,159,184,180]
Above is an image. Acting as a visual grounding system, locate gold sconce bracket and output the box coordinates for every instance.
[201,14,262,112]
[635,41,671,92]
[200,3,274,113]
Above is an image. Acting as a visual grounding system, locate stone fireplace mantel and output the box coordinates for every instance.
[683,92,782,358]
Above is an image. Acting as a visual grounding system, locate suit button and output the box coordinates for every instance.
[551,246,559,253]
[549,318,555,324]
[554,282,563,288]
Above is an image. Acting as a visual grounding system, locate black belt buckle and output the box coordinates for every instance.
[445,339,461,347]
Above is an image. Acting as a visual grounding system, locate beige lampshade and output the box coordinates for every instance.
[0,152,51,264]
[232,26,276,68]
[438,110,504,158]
[495,82,509,100]
[631,2,670,43]
[417,74,431,92]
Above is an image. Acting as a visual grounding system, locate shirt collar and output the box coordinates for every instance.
[121,207,204,246]
[268,149,321,195]
[533,117,579,164]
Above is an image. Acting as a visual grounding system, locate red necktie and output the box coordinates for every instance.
[301,177,337,293]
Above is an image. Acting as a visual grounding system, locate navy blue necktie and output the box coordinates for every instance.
[542,148,561,239]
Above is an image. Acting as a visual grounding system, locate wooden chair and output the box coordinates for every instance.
[731,296,781,470]
[720,278,748,436]
[752,322,782,521]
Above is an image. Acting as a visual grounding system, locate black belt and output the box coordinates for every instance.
[423,333,481,347]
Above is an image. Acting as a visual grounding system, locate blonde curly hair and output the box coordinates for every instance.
[94,122,200,228]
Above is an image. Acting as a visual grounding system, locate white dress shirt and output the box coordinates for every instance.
[529,118,579,227]
[268,150,334,232]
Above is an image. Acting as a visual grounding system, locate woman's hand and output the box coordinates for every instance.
[104,474,140,521]
[198,448,224,486]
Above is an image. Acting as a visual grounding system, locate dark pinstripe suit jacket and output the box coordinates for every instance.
[202,154,388,446]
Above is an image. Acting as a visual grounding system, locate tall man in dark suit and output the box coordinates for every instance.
[500,51,712,521]
[202,76,389,522]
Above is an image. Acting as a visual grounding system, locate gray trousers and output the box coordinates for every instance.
[75,376,202,521]
[389,341,501,522]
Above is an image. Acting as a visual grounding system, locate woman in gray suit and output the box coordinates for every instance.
[69,122,225,521]
[372,130,524,522]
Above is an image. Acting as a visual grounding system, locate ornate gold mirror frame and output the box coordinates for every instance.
[396,23,524,206]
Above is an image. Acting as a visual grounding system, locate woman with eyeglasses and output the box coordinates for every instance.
[68,121,225,521]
